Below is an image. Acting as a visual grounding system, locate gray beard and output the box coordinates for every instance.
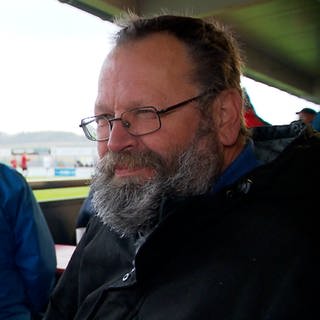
[91,127,223,236]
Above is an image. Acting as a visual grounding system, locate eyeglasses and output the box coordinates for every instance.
[79,91,209,142]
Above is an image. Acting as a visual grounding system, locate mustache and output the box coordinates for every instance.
[96,150,169,177]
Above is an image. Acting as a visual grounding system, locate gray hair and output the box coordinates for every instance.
[113,13,247,135]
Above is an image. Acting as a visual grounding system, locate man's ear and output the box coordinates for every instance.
[213,89,242,146]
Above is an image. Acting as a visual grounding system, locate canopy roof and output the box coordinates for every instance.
[59,0,320,104]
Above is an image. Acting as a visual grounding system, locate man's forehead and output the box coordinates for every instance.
[97,33,196,100]
[103,33,192,71]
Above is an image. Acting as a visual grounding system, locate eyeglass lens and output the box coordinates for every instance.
[84,107,161,141]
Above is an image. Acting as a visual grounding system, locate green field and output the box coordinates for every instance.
[33,186,90,201]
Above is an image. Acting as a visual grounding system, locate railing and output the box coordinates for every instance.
[29,178,90,190]
[30,179,91,245]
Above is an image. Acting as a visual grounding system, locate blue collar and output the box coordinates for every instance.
[211,140,261,194]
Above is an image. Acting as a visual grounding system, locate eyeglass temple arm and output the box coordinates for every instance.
[157,94,205,115]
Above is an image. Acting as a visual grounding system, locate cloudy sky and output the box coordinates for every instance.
[0,0,118,135]
[0,0,319,135]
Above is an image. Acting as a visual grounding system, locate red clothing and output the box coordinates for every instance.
[244,109,268,128]
[21,154,28,170]
[10,159,17,169]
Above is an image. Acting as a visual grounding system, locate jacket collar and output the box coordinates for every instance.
[211,140,260,194]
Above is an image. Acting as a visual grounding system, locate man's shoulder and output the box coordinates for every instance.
[286,126,320,162]
[85,215,104,237]
[251,121,305,141]
[84,215,135,249]
[251,123,320,164]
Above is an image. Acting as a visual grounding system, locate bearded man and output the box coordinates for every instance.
[45,14,320,320]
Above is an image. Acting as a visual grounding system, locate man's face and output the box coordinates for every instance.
[91,33,224,235]
[298,112,315,125]
[95,33,206,180]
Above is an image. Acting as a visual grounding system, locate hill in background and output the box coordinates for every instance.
[0,131,92,148]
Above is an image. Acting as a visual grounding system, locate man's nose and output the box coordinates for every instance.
[107,120,137,153]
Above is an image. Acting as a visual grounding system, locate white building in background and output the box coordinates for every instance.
[0,144,98,179]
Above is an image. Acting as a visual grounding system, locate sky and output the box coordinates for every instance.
[0,0,319,135]
[0,0,118,135]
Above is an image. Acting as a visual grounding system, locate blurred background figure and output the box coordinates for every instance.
[0,162,56,319]
[243,88,270,128]
[10,157,17,170]
[312,112,320,131]
[43,155,52,176]
[20,152,30,176]
[296,107,320,131]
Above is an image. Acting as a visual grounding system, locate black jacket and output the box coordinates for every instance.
[45,124,320,319]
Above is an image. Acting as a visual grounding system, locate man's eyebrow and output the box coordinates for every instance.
[94,103,113,115]
[94,98,162,115]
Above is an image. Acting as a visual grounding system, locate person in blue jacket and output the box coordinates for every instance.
[0,163,56,319]
[311,111,320,131]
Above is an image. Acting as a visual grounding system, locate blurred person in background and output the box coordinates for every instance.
[0,162,56,319]
[10,157,17,170]
[20,152,30,176]
[296,107,319,129]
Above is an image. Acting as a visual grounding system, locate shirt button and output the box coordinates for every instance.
[122,272,130,282]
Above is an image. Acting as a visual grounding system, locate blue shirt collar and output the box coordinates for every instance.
[211,140,261,194]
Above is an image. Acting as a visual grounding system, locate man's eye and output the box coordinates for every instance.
[96,117,109,127]
[133,108,157,119]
